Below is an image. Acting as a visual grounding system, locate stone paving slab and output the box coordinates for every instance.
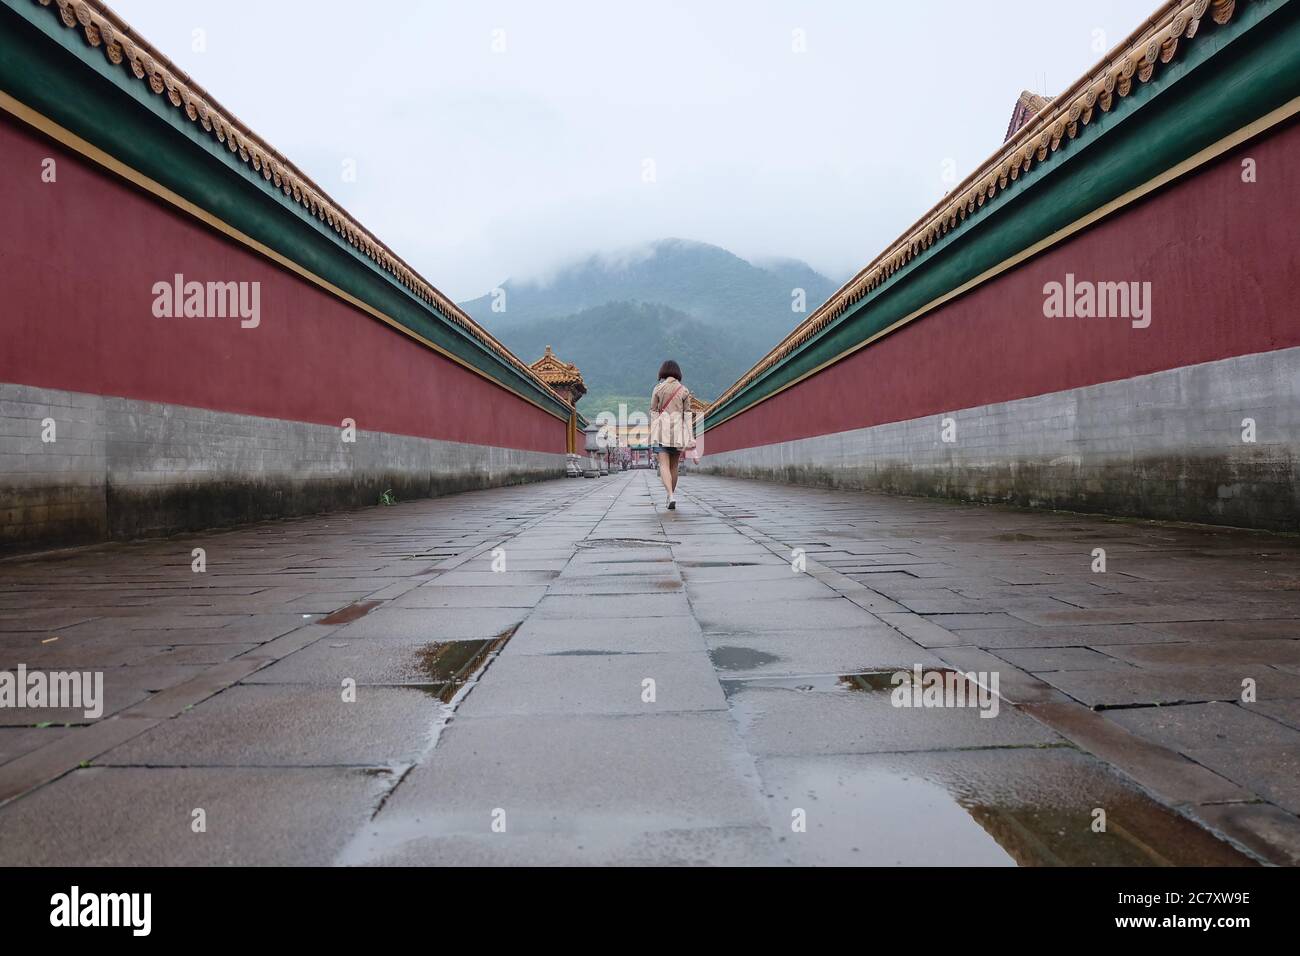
[1192,802,1300,866]
[1104,638,1300,667]
[1105,703,1300,815]
[1,469,1296,864]
[935,646,1073,706]
[1182,748,1300,816]
[1247,698,1300,731]
[532,593,692,619]
[391,585,550,608]
[1106,700,1300,750]
[97,685,439,767]
[559,560,678,580]
[429,569,561,587]
[0,679,151,727]
[0,726,72,764]
[56,616,308,645]
[0,766,390,866]
[346,825,781,867]
[363,712,770,838]
[546,578,684,596]
[0,632,161,668]
[685,577,840,603]
[1040,666,1300,707]
[692,596,882,633]
[991,646,1136,672]
[456,652,728,717]
[724,678,1061,757]
[240,631,444,685]
[1143,620,1300,641]
[137,642,263,665]
[327,606,527,640]
[876,613,966,648]
[949,624,1187,648]
[677,563,795,584]
[502,616,704,656]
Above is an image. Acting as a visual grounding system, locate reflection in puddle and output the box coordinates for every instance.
[416,638,498,682]
[412,629,514,704]
[551,650,627,656]
[721,669,963,696]
[766,752,1253,866]
[772,762,1014,865]
[739,687,1256,866]
[317,600,384,625]
[709,646,782,671]
[576,538,680,549]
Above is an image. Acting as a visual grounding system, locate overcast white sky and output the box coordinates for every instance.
[111,0,1156,300]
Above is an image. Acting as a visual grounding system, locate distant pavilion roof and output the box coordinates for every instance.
[530,346,587,399]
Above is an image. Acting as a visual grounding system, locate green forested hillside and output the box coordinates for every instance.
[495,302,747,414]
[461,239,840,417]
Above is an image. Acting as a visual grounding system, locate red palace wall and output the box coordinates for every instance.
[0,112,565,455]
[705,117,1300,455]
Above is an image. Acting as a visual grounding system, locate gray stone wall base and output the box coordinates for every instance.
[699,348,1300,532]
[1,384,564,553]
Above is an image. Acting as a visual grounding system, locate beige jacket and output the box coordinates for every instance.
[649,377,695,449]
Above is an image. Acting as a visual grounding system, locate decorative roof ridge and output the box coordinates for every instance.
[708,0,1244,414]
[531,345,583,377]
[1004,90,1051,143]
[30,0,567,407]
[1018,90,1051,111]
[528,346,586,402]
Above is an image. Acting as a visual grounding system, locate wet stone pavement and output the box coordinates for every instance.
[1,470,1298,865]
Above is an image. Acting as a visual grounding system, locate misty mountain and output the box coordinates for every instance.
[459,239,840,413]
[460,238,838,343]
[493,302,747,414]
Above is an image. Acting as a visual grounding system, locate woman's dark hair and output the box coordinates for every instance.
[658,360,682,381]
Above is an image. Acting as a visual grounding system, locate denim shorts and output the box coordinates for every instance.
[651,444,681,454]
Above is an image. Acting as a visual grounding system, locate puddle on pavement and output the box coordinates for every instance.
[578,557,673,564]
[577,538,680,549]
[721,669,964,696]
[710,646,782,671]
[552,649,628,656]
[725,673,1254,866]
[411,628,515,704]
[414,684,459,704]
[318,600,384,625]
[764,749,1253,866]
[679,560,761,568]
[419,633,511,681]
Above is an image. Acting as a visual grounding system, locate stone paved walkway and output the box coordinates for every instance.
[1,470,1297,864]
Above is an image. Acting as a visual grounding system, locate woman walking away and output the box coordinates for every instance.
[649,360,695,510]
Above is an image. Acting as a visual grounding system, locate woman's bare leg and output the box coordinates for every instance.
[668,451,681,492]
[657,451,675,498]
